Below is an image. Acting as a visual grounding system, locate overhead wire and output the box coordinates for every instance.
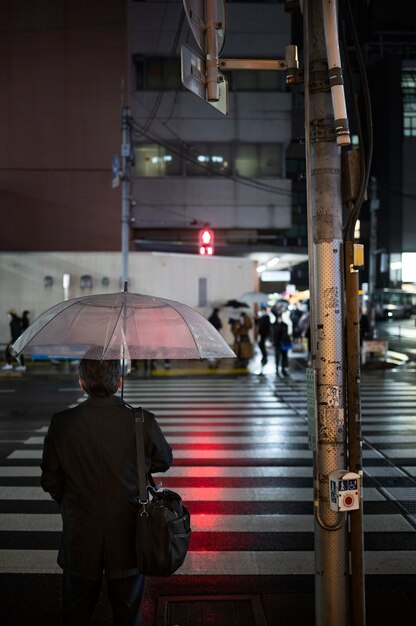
[341,0,373,241]
[134,8,186,137]
[131,118,294,198]
[130,2,294,213]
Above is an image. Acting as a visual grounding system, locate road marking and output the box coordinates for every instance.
[0,514,61,531]
[0,550,415,575]
[0,512,411,533]
[0,467,41,477]
[24,434,309,445]
[0,485,387,502]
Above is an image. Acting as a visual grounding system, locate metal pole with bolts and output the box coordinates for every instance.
[121,105,131,287]
[305,1,350,623]
[205,0,219,102]
[345,239,366,626]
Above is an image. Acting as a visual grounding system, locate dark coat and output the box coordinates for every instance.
[41,394,172,580]
[9,314,22,342]
[232,315,254,360]
[273,320,290,348]
[256,314,271,339]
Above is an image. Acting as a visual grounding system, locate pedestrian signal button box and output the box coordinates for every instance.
[329,470,361,512]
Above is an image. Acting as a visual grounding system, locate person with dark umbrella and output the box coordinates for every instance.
[41,358,173,625]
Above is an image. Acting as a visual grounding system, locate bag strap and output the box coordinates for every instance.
[133,407,149,503]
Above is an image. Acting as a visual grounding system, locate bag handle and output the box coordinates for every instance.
[133,407,149,503]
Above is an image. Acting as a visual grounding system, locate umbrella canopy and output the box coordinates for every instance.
[224,299,250,309]
[12,292,235,361]
[240,292,270,306]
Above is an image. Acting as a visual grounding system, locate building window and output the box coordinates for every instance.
[134,144,182,176]
[235,144,283,177]
[402,69,416,137]
[233,70,285,92]
[133,56,182,91]
[134,142,283,178]
[186,144,232,176]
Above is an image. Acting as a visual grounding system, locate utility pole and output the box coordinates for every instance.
[304,1,352,624]
[121,106,132,287]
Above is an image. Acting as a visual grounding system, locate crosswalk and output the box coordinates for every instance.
[1,373,416,582]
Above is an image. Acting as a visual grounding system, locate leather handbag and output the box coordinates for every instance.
[133,408,191,576]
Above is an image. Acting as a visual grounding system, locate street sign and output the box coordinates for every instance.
[183,0,226,55]
[112,153,120,176]
[181,45,228,115]
[111,153,120,188]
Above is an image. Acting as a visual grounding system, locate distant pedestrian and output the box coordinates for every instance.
[256,305,271,366]
[290,305,303,344]
[208,308,222,332]
[273,312,292,377]
[18,310,31,370]
[208,308,223,369]
[232,312,253,367]
[2,309,26,371]
[21,310,30,332]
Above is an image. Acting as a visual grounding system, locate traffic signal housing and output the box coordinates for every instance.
[199,229,214,255]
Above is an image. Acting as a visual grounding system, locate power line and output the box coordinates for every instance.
[130,120,294,198]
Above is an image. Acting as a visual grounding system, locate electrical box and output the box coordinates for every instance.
[353,243,364,268]
[329,470,361,512]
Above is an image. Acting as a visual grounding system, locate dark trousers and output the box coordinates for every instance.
[62,571,145,626]
[258,337,269,365]
[274,347,288,372]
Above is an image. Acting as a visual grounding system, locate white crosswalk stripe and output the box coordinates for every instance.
[0,373,416,582]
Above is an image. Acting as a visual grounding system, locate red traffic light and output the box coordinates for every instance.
[199,229,214,255]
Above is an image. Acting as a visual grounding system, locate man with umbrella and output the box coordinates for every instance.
[41,358,173,625]
[12,289,235,624]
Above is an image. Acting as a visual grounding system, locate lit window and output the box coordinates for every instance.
[134,145,181,176]
[187,144,231,176]
[402,69,416,137]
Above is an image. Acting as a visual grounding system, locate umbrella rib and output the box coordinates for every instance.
[101,296,126,358]
[14,299,81,354]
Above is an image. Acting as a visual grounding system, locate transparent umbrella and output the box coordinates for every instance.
[12,291,236,361]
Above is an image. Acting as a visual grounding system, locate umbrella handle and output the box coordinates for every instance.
[121,358,125,399]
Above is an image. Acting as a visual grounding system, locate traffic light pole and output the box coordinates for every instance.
[304,2,350,624]
[345,239,366,626]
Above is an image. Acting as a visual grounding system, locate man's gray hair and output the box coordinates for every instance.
[79,359,122,396]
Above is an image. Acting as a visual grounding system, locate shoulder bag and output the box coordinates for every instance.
[133,407,191,576]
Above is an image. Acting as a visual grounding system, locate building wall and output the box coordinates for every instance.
[402,139,416,253]
[0,251,257,344]
[368,57,403,258]
[0,0,128,252]
[131,1,293,236]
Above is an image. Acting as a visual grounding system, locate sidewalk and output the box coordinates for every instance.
[0,345,310,380]
[0,338,409,380]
